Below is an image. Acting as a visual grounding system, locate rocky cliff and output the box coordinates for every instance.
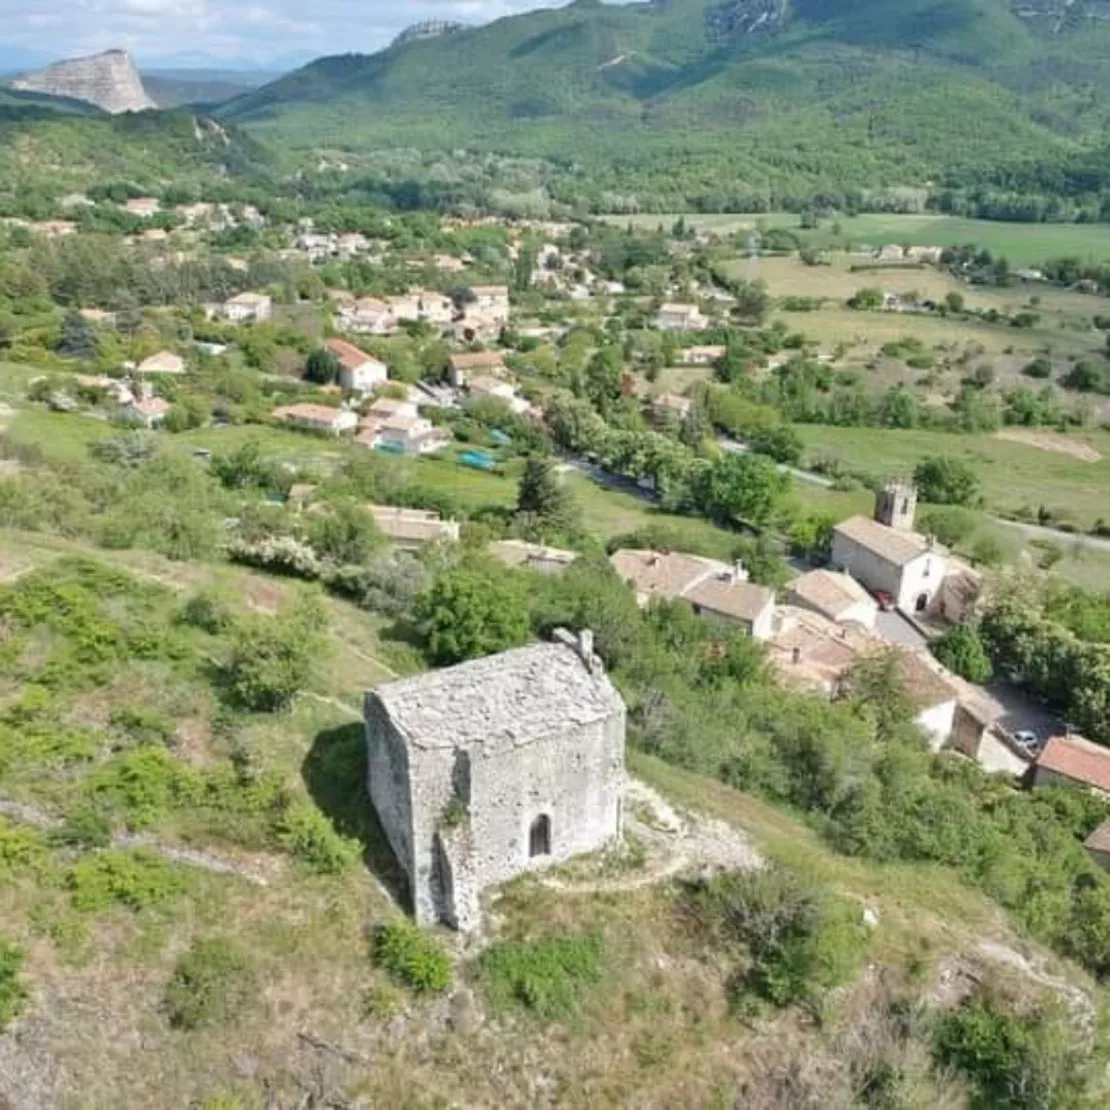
[10,49,156,114]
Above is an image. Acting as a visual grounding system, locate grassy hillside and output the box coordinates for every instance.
[218,0,1110,206]
[0,108,273,196]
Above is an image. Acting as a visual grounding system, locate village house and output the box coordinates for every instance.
[341,296,396,336]
[655,303,708,332]
[434,254,467,274]
[271,403,358,436]
[136,350,186,376]
[1031,734,1110,797]
[767,608,965,749]
[466,375,531,416]
[357,413,450,456]
[681,345,726,366]
[364,629,626,930]
[326,338,389,395]
[651,394,692,422]
[125,197,161,218]
[1083,819,1110,870]
[59,193,93,210]
[830,483,949,615]
[469,284,511,323]
[222,291,273,323]
[119,395,171,428]
[388,292,424,321]
[448,350,507,388]
[368,505,460,548]
[609,549,775,640]
[363,396,419,423]
[787,569,878,631]
[488,540,578,574]
[30,220,75,238]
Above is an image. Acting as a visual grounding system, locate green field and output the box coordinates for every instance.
[794,424,1110,526]
[608,213,1110,268]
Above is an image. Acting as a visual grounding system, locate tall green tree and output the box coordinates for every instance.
[415,569,530,665]
[516,455,577,533]
[305,347,340,385]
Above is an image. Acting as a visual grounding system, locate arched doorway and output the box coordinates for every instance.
[529,814,551,858]
[915,593,929,613]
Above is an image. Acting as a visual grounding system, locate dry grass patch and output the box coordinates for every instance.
[995,428,1103,462]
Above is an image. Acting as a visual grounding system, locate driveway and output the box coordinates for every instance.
[876,609,928,648]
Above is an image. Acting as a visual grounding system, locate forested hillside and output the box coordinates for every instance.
[218,0,1110,211]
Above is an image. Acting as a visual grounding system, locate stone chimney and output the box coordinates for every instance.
[733,559,749,583]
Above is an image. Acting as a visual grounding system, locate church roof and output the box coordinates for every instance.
[370,639,624,752]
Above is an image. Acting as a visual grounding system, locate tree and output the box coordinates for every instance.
[223,598,328,712]
[305,500,383,565]
[56,310,98,360]
[583,346,624,417]
[695,452,786,527]
[516,455,577,533]
[305,347,339,385]
[415,569,530,665]
[945,291,965,314]
[914,456,980,506]
[848,287,884,310]
[932,625,993,683]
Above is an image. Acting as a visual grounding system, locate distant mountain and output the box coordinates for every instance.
[218,0,1110,205]
[10,49,155,114]
[143,69,276,109]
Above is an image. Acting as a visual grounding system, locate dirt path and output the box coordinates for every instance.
[0,796,279,886]
[539,778,761,895]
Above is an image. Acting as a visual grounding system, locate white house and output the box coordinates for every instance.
[342,296,396,336]
[469,285,510,323]
[448,350,507,388]
[326,338,388,395]
[357,415,450,455]
[222,292,272,323]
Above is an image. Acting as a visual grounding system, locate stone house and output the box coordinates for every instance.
[125,197,160,218]
[364,630,626,930]
[342,296,396,336]
[651,394,692,422]
[326,338,388,395]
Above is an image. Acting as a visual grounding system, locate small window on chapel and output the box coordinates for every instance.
[529,814,551,858]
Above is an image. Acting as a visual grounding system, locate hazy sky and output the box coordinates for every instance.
[2,0,577,68]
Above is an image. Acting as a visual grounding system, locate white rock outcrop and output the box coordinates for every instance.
[11,49,155,114]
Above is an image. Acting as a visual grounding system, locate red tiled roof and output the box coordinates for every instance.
[1036,735,1110,793]
[326,338,378,372]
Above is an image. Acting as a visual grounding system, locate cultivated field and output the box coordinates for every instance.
[608,213,1110,266]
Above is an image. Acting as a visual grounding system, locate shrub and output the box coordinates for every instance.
[372,920,452,993]
[932,625,993,684]
[179,591,233,634]
[223,600,328,712]
[682,866,864,1011]
[479,933,603,1021]
[934,988,1093,1110]
[1023,357,1053,379]
[913,456,980,507]
[276,802,360,874]
[165,938,258,1030]
[66,850,187,912]
[0,938,27,1030]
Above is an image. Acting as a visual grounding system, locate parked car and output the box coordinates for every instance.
[1013,730,1040,755]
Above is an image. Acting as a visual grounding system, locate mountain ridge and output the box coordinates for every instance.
[215,0,1110,205]
[10,49,156,114]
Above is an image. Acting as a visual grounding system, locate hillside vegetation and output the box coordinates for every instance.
[218,0,1110,210]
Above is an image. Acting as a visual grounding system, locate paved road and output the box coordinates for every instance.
[875,610,927,649]
[991,517,1110,555]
